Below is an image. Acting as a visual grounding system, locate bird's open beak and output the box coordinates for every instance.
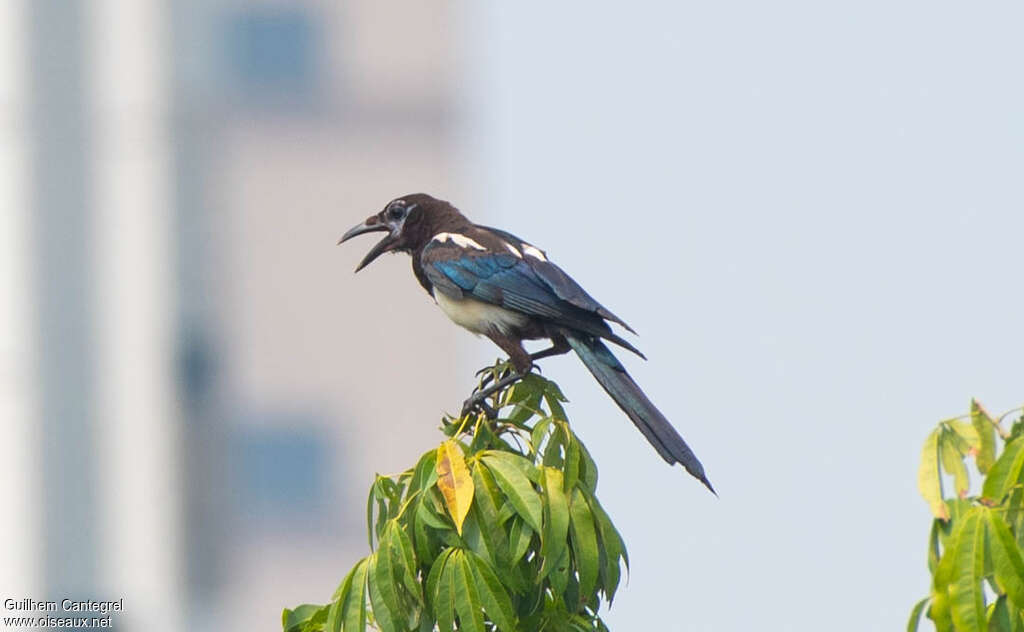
[338,215,397,272]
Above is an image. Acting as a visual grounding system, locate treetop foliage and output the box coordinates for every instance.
[283,361,631,632]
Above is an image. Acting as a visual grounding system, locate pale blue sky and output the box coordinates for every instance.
[457,2,1024,629]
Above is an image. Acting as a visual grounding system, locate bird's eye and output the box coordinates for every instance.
[388,204,406,221]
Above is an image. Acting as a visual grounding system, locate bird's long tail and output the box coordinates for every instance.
[564,332,715,494]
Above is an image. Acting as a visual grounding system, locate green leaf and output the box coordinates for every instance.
[481,452,543,531]
[547,543,572,597]
[569,489,600,602]
[587,493,627,601]
[508,391,543,425]
[435,561,456,632]
[409,449,439,494]
[465,550,517,632]
[988,510,1024,610]
[988,595,1020,632]
[928,587,953,632]
[327,558,369,632]
[542,377,568,405]
[973,399,998,474]
[530,417,554,458]
[387,522,422,605]
[418,488,453,530]
[413,496,443,565]
[508,516,533,566]
[505,373,541,406]
[929,519,942,574]
[344,558,370,632]
[941,434,970,498]
[1008,488,1024,551]
[562,424,582,493]
[471,461,507,525]
[367,478,381,550]
[1012,414,1024,442]
[461,509,497,570]
[577,439,599,494]
[332,560,359,602]
[452,551,486,632]
[919,429,949,520]
[933,511,963,596]
[543,424,566,468]
[544,388,568,421]
[326,600,343,632]
[366,477,403,549]
[427,549,455,632]
[563,574,581,619]
[985,437,1024,503]
[540,467,570,580]
[282,604,328,632]
[906,597,928,632]
[470,464,510,570]
[483,449,541,483]
[425,548,449,607]
[368,553,402,632]
[949,510,987,632]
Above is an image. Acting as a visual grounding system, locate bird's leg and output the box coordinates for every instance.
[474,337,569,394]
[462,334,533,419]
[529,335,571,363]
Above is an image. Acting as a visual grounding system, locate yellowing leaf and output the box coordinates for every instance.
[947,420,979,454]
[436,440,474,535]
[919,429,949,520]
[972,399,997,474]
[939,436,969,498]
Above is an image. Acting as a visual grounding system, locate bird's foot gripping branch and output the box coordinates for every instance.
[283,361,629,632]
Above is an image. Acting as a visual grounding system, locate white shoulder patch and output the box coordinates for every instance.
[432,232,486,251]
[503,241,523,257]
[522,244,547,261]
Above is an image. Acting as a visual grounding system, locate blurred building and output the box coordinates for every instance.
[2,1,466,630]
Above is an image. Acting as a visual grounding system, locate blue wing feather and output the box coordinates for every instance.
[434,260,479,291]
[421,238,643,357]
[477,225,635,332]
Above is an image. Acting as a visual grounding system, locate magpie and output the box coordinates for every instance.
[339,193,713,492]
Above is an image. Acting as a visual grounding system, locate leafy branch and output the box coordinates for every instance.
[911,399,1024,631]
[283,361,630,632]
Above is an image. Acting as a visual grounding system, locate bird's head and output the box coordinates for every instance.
[339,193,465,271]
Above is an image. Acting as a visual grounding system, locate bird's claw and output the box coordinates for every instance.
[475,363,516,392]
[464,362,529,421]
[461,395,497,420]
[475,363,506,378]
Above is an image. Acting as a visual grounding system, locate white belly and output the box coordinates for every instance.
[433,290,528,335]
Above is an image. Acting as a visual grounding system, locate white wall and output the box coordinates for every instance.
[90,1,183,629]
[0,0,40,600]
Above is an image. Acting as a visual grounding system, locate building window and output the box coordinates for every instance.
[231,419,330,528]
[223,7,321,107]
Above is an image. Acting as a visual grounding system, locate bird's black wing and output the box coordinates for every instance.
[422,238,643,357]
[478,226,636,333]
